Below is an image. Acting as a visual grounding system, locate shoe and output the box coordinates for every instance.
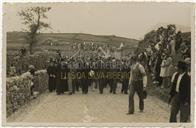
[124,92,128,94]
[56,92,61,95]
[126,112,134,115]
[139,110,143,113]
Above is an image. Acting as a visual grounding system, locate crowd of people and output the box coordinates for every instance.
[133,25,191,122]
[46,50,131,95]
[136,26,191,90]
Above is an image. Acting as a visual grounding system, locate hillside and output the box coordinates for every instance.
[137,31,191,53]
[6,32,139,54]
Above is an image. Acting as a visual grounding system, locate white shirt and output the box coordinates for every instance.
[171,72,178,83]
[176,72,185,92]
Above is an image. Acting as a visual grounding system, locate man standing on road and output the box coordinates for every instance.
[127,56,147,114]
[169,61,190,122]
[121,58,130,94]
[47,59,56,92]
[55,61,64,95]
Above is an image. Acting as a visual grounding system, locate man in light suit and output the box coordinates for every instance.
[169,61,190,122]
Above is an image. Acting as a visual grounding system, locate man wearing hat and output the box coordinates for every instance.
[47,59,56,92]
[127,56,147,114]
[169,61,190,122]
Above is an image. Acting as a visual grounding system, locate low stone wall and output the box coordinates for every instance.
[6,70,48,117]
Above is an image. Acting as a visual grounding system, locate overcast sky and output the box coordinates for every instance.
[4,2,192,39]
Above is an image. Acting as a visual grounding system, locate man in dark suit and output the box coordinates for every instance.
[110,58,117,94]
[55,62,64,95]
[169,61,190,122]
[81,61,90,94]
[121,59,130,94]
[47,60,56,92]
[61,61,69,93]
[98,59,105,94]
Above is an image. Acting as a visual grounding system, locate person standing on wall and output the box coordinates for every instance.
[127,56,147,114]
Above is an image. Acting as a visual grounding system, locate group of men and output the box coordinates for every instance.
[46,55,131,95]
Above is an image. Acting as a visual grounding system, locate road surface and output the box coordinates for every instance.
[7,85,170,123]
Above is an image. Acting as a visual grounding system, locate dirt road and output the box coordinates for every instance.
[7,86,170,123]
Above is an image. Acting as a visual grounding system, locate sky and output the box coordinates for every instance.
[3,2,192,39]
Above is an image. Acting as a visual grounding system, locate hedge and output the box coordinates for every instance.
[6,70,48,117]
[7,51,57,76]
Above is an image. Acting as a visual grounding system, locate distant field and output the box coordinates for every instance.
[6,32,139,55]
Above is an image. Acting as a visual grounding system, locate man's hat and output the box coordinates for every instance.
[177,61,187,71]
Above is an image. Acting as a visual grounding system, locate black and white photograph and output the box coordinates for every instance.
[2,1,195,127]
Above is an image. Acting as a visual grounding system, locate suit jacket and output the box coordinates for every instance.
[170,72,190,104]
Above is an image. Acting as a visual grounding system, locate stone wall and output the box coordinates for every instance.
[6,70,48,117]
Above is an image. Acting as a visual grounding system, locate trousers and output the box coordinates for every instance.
[169,93,189,122]
[128,80,144,113]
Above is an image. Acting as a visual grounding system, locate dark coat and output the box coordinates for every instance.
[47,65,56,91]
[170,72,190,104]
[55,63,63,93]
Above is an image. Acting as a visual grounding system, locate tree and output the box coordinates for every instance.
[18,7,51,54]
[137,24,177,53]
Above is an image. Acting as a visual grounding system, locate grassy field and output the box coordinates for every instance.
[6,32,139,55]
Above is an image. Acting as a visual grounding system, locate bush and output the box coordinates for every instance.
[6,70,48,117]
[7,51,56,76]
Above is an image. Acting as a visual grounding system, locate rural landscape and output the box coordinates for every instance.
[4,2,192,126]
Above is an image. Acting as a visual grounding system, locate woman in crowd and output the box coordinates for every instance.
[166,56,175,87]
[160,53,168,88]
